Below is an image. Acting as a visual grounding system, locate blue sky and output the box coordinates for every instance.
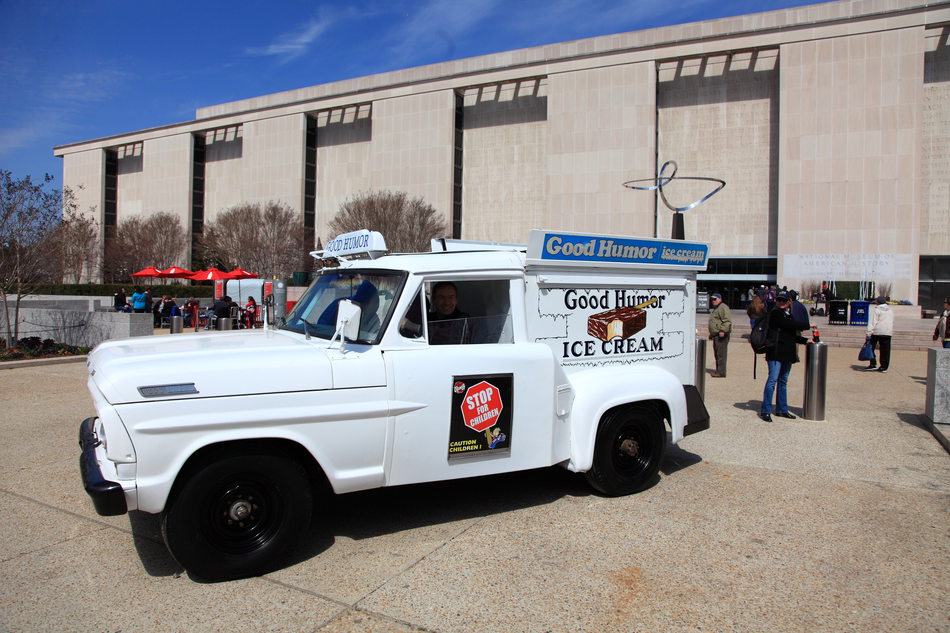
[0,0,819,184]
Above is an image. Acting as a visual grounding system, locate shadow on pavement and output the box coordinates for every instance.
[661,442,702,477]
[127,447,706,579]
[294,466,592,563]
[896,411,928,432]
[128,511,184,577]
[733,400,760,413]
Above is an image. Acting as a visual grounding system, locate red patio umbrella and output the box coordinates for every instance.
[158,266,195,279]
[131,266,163,278]
[189,267,233,281]
[227,267,258,280]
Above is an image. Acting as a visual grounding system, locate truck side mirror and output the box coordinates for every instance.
[332,299,362,345]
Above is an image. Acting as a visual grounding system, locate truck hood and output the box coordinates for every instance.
[88,330,332,404]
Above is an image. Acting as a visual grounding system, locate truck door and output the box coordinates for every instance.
[384,278,557,486]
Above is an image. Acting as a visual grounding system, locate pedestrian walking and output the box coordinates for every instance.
[934,298,950,349]
[866,296,893,372]
[707,293,732,377]
[758,291,814,422]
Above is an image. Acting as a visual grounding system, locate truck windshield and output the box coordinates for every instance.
[281,270,405,343]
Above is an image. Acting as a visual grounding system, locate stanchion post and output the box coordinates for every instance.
[695,336,707,400]
[803,342,827,420]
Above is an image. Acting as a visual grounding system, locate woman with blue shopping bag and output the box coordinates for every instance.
[865,297,893,372]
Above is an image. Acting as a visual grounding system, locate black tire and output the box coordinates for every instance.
[584,404,666,496]
[161,453,312,581]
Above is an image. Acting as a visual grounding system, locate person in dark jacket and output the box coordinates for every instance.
[212,296,233,320]
[788,289,810,324]
[758,291,815,422]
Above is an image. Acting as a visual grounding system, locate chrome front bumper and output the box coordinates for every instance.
[78,417,127,516]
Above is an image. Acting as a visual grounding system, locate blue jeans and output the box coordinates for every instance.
[944,340,950,349]
[762,360,793,415]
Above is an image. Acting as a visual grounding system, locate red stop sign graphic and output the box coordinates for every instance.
[461,381,503,432]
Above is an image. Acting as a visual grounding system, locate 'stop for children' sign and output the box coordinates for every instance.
[526,230,709,270]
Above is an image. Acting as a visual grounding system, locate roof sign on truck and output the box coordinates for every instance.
[311,229,388,260]
[527,230,709,270]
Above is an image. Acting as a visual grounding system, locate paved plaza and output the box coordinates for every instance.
[0,342,948,632]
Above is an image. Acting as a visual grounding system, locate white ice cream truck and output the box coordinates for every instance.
[80,229,710,581]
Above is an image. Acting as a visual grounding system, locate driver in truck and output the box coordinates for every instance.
[427,281,471,345]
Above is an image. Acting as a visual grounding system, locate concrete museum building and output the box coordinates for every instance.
[55,0,950,307]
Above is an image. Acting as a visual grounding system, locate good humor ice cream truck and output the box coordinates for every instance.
[79,228,710,581]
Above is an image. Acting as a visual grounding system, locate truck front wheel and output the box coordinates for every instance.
[585,404,666,496]
[161,453,312,581]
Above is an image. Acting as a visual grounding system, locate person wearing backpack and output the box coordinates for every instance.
[758,291,814,422]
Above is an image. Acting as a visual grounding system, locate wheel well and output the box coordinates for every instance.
[606,399,670,429]
[167,438,331,508]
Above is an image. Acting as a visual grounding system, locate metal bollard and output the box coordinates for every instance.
[694,336,707,400]
[273,281,287,323]
[169,315,183,334]
[803,341,828,420]
[218,317,232,331]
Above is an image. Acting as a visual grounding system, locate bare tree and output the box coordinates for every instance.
[50,206,100,283]
[876,281,892,300]
[801,280,821,302]
[0,171,74,347]
[199,201,304,279]
[105,212,187,280]
[329,190,448,253]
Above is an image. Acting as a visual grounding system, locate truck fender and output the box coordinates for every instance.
[565,365,687,473]
[137,428,326,514]
[138,423,380,514]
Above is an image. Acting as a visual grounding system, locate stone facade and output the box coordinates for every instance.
[54,0,950,303]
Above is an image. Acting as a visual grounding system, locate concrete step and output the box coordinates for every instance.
[698,323,937,351]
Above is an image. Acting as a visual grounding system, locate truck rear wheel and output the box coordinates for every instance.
[585,404,666,496]
[161,453,312,581]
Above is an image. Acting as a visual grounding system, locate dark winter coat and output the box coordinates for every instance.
[765,306,809,363]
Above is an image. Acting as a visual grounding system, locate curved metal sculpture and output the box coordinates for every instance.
[623,161,725,240]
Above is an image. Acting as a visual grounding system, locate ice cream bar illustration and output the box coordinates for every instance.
[587,298,657,341]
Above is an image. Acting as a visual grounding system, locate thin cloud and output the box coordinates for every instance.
[46,69,129,103]
[384,0,712,67]
[0,105,72,157]
[386,0,501,65]
[0,68,129,157]
[245,14,334,63]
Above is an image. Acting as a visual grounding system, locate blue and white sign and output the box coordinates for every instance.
[527,230,709,270]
